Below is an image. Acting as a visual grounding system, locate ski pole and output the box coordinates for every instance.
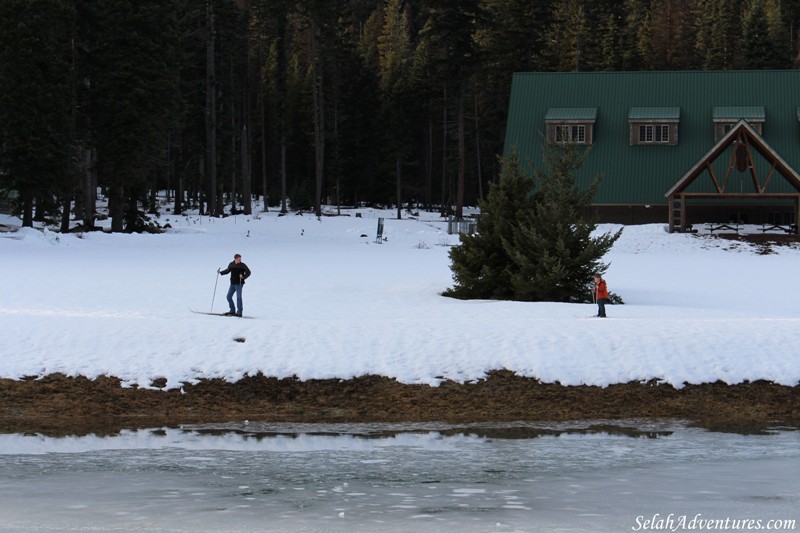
[211,269,220,312]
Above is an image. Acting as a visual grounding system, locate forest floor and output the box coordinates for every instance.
[1,371,798,435]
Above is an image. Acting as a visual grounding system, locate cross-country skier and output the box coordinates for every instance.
[218,254,251,317]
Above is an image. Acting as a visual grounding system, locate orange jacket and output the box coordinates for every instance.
[595,279,609,299]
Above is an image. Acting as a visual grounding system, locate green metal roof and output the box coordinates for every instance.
[503,70,800,205]
[628,107,680,121]
[712,106,765,121]
[544,107,598,121]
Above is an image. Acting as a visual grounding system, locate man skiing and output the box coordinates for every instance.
[592,273,609,318]
[218,254,251,317]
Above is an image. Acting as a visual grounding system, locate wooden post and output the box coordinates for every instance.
[668,195,685,233]
[793,197,799,234]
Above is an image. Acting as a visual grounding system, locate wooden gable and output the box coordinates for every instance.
[666,120,800,233]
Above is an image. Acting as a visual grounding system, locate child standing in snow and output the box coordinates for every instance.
[593,274,609,318]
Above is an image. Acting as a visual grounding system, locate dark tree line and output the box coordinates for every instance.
[2,0,800,231]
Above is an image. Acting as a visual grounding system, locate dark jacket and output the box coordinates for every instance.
[220,261,251,285]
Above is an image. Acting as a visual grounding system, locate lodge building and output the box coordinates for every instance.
[503,70,800,233]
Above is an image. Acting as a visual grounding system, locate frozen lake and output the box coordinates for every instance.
[0,421,798,532]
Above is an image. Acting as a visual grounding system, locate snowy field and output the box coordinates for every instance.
[2,205,800,390]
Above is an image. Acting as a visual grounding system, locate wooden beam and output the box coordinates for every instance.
[682,192,800,199]
[721,138,739,192]
[706,162,723,193]
[761,160,779,193]
[794,196,800,235]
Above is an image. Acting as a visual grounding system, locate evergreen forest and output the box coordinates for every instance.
[1,0,799,231]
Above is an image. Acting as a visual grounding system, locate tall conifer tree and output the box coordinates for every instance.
[0,0,73,226]
[446,145,621,302]
[90,0,182,231]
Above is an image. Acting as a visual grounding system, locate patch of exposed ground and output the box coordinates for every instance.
[1,371,798,435]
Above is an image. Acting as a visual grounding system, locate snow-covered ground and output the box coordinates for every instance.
[2,205,799,390]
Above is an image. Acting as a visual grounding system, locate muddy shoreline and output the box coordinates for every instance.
[1,371,798,435]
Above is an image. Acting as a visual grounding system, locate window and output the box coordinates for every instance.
[544,108,597,145]
[628,107,679,146]
[638,124,670,143]
[556,124,586,144]
[713,106,764,141]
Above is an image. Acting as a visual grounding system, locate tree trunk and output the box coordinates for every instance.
[110,184,124,232]
[230,75,237,214]
[474,79,483,202]
[426,106,432,211]
[311,17,324,217]
[21,192,33,227]
[241,0,252,215]
[82,149,95,228]
[124,188,137,231]
[441,82,448,216]
[456,89,465,220]
[241,124,252,214]
[259,44,268,212]
[175,170,183,215]
[173,133,183,215]
[396,155,402,220]
[60,196,71,232]
[276,11,288,214]
[149,183,157,214]
[205,0,218,217]
[280,138,287,213]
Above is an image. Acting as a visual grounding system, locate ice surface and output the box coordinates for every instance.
[0,422,797,532]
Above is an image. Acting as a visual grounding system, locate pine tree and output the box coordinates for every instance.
[544,0,613,71]
[765,0,793,68]
[600,11,626,70]
[620,0,648,70]
[446,145,621,303]
[0,0,74,227]
[419,0,483,219]
[378,0,414,219]
[545,0,589,71]
[742,0,775,68]
[506,143,621,302]
[642,0,697,70]
[89,0,182,231]
[445,150,536,300]
[698,0,743,69]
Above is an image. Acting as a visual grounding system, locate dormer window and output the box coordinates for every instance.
[545,108,596,145]
[555,124,586,143]
[713,106,764,141]
[629,107,679,146]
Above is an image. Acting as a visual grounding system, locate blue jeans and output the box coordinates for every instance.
[597,298,607,318]
[226,284,243,315]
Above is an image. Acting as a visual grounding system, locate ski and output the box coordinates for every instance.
[190,309,255,319]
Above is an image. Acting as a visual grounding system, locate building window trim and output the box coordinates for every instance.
[629,121,678,146]
[555,124,587,144]
[544,107,597,145]
[628,107,680,146]
[712,106,765,141]
[638,124,670,144]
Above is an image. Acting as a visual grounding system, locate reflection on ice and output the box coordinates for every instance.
[0,421,797,532]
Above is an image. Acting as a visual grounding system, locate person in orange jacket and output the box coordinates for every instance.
[593,274,609,318]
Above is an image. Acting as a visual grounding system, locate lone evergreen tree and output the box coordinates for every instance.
[445,144,621,302]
